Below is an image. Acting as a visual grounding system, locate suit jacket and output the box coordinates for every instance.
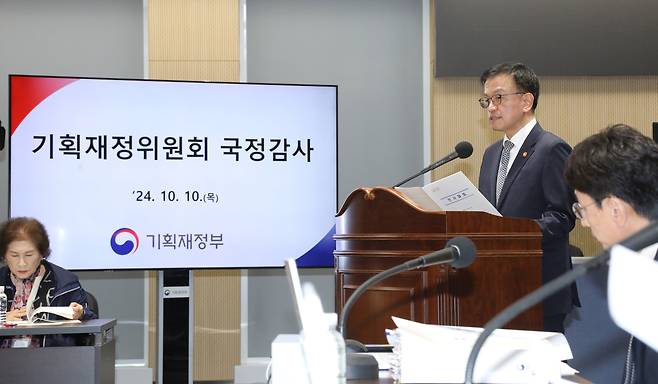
[479,123,577,316]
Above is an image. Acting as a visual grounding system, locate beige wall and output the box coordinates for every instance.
[148,0,240,81]
[429,1,658,257]
[147,0,241,381]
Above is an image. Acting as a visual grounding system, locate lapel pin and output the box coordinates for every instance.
[522,151,528,158]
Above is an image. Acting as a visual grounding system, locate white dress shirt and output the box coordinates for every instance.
[501,117,537,174]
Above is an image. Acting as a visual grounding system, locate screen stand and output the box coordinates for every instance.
[158,269,194,384]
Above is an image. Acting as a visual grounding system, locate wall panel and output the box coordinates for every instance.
[148,61,239,81]
[149,0,239,61]
[147,0,241,380]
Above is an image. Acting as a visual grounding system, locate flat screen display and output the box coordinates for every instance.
[436,0,658,77]
[9,75,337,270]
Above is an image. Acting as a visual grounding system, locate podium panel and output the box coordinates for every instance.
[335,187,543,344]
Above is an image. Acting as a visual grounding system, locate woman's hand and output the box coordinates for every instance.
[69,302,84,320]
[7,307,27,321]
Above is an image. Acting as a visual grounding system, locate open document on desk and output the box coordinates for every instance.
[6,306,80,326]
[388,317,575,384]
[395,171,501,216]
[7,319,81,327]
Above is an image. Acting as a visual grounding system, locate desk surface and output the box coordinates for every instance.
[0,318,116,336]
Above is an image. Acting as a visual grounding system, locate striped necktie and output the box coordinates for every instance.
[496,140,514,205]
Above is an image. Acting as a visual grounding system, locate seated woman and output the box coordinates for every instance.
[0,217,97,347]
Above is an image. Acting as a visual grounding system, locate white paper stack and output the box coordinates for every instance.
[395,171,501,216]
[28,306,75,322]
[389,317,572,383]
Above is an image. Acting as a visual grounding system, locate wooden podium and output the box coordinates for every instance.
[335,187,544,344]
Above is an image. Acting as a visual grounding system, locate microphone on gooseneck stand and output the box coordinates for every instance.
[339,236,477,380]
[463,222,658,384]
[393,141,473,187]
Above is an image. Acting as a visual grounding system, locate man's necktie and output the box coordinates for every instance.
[496,140,514,205]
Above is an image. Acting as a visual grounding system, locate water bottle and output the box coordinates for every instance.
[0,286,7,325]
[301,283,346,384]
[324,312,347,384]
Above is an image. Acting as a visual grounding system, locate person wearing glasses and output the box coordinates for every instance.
[0,217,97,347]
[565,124,658,384]
[477,62,577,333]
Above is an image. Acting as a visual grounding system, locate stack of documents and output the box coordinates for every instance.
[389,317,573,383]
[395,171,500,216]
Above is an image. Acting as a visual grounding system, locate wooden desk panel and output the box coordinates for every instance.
[336,188,543,344]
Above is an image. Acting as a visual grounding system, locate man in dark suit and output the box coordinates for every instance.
[477,62,577,333]
[565,124,658,384]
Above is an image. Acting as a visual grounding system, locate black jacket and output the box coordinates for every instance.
[0,260,97,346]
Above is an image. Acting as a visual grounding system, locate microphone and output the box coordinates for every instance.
[339,236,476,337]
[393,141,473,187]
[339,236,476,380]
[403,236,477,271]
[463,222,658,384]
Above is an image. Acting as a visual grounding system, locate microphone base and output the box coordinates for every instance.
[346,352,379,380]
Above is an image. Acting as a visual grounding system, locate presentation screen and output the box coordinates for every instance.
[9,75,337,270]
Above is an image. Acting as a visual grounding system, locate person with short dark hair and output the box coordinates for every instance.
[0,217,97,347]
[565,124,658,384]
[478,62,578,333]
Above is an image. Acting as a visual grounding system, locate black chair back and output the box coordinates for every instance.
[85,291,99,317]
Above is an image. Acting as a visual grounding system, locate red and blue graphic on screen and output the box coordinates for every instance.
[295,225,335,267]
[10,76,78,134]
[10,75,337,269]
[111,228,140,255]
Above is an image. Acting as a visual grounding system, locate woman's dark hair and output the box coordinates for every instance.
[0,217,51,261]
[565,124,658,220]
[480,62,540,112]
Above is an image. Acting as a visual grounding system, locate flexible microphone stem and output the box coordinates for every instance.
[463,254,608,384]
[336,237,474,380]
[393,157,453,188]
[464,222,658,384]
[338,259,419,381]
[339,262,409,337]
[393,141,473,188]
[339,237,475,337]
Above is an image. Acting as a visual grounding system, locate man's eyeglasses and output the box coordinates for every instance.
[572,201,598,220]
[478,92,526,109]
